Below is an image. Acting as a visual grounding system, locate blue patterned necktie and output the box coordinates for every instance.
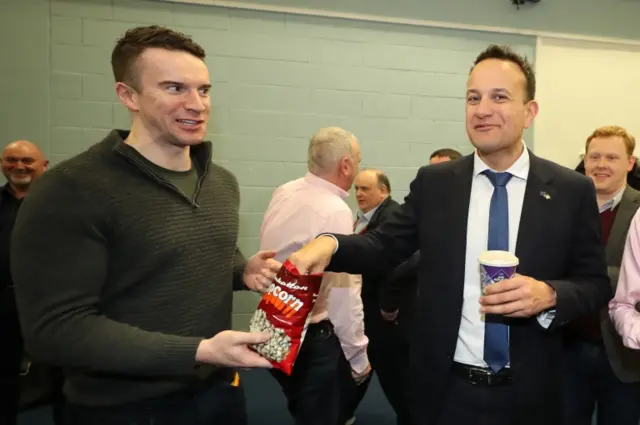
[482,170,512,373]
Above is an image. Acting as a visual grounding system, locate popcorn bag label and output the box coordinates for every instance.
[249,260,323,375]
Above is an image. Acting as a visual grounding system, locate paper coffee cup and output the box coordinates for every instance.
[479,250,519,289]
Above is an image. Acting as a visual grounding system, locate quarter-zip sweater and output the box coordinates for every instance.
[11,130,247,406]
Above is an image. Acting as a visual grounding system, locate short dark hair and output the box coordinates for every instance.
[111,25,206,90]
[430,148,462,160]
[472,44,536,102]
[375,171,391,193]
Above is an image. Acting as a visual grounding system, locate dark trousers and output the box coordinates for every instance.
[50,367,66,425]
[563,340,640,425]
[0,288,23,425]
[347,301,411,425]
[359,311,411,425]
[435,373,516,425]
[64,378,247,425]
[270,320,356,425]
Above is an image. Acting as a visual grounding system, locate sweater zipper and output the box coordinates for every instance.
[116,150,210,209]
[193,156,211,206]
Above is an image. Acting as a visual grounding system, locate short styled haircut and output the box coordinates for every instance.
[472,44,536,102]
[111,25,206,90]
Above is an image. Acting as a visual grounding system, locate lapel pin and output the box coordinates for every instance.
[540,191,551,200]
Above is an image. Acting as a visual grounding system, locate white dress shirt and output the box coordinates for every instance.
[354,205,379,234]
[454,144,554,368]
[327,144,553,369]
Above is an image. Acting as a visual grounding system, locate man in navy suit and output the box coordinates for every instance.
[286,45,610,425]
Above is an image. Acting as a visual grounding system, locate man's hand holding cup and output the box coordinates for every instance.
[478,250,556,318]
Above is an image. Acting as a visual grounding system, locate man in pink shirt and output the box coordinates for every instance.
[260,127,370,425]
[610,209,640,349]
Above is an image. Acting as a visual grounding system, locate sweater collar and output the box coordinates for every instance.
[106,129,212,173]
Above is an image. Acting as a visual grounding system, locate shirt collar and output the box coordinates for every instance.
[304,172,349,199]
[358,204,380,221]
[600,186,626,213]
[1,184,17,200]
[473,141,530,181]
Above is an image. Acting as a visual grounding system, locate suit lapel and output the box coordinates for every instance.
[515,153,554,272]
[449,156,474,289]
[606,187,640,263]
[368,197,390,229]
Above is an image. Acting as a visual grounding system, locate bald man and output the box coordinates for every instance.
[0,140,48,425]
[1,141,48,196]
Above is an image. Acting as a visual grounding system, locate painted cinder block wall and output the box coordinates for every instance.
[3,0,536,329]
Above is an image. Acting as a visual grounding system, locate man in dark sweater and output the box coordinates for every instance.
[10,26,278,425]
[564,125,640,425]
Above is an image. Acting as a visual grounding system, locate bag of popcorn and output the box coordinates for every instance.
[249,259,323,375]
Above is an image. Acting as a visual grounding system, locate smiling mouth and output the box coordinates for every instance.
[474,124,497,131]
[176,119,203,126]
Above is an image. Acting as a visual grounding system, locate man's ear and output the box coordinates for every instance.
[339,156,350,176]
[524,100,539,130]
[115,82,140,112]
[627,155,636,173]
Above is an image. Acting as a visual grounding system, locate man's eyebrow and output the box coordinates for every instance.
[158,81,212,90]
[158,80,183,86]
[466,88,513,96]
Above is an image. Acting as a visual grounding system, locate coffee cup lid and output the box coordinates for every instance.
[478,250,519,267]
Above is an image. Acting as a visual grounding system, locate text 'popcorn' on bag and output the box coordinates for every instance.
[249,260,323,375]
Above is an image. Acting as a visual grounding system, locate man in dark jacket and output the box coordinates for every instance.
[0,140,49,425]
[379,149,464,336]
[287,44,610,425]
[349,169,413,425]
